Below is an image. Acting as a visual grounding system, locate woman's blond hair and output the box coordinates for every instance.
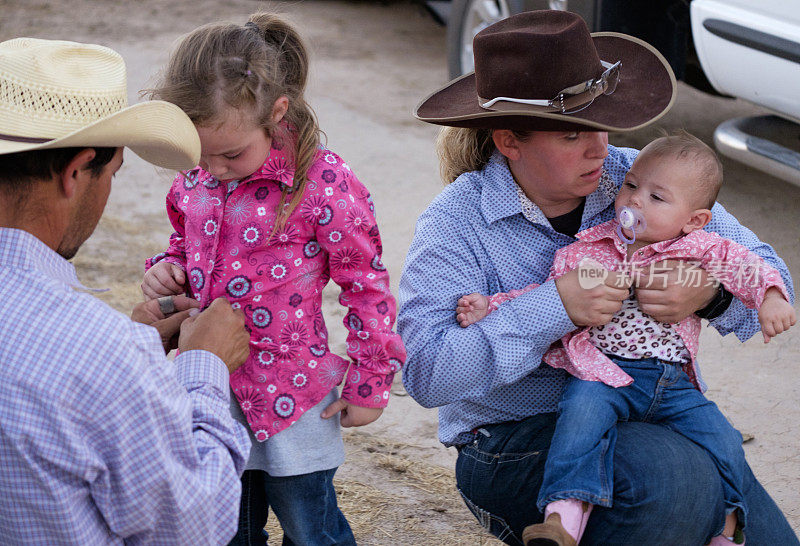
[145,11,321,229]
[436,127,495,184]
[435,127,532,184]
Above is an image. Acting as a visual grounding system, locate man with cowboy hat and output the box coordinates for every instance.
[400,10,798,546]
[0,38,252,543]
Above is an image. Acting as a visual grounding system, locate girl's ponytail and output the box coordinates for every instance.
[247,13,321,230]
[248,14,308,96]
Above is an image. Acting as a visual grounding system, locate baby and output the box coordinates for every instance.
[457,133,795,545]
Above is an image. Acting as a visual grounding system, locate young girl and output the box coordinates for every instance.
[141,12,406,544]
[456,133,795,545]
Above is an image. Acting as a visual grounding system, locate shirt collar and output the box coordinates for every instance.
[647,229,706,253]
[576,219,693,254]
[479,151,523,225]
[576,220,622,246]
[242,135,297,188]
[0,228,104,292]
[188,123,298,189]
[584,167,618,221]
[515,184,550,226]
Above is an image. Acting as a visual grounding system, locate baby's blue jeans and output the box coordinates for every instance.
[455,358,799,545]
[538,357,746,525]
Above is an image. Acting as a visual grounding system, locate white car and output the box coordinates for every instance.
[428,0,800,184]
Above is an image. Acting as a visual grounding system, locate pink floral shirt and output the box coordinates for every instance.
[147,137,406,441]
[486,220,788,391]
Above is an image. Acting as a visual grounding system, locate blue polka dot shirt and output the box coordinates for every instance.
[398,145,792,446]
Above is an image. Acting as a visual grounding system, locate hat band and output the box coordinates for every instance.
[478,91,595,114]
[0,132,53,144]
[479,60,621,115]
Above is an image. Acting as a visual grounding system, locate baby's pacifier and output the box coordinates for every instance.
[616,206,646,244]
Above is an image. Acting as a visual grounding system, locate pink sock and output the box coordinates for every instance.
[544,499,588,541]
[578,503,593,538]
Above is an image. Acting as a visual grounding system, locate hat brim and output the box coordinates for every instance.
[414,32,677,132]
[0,100,200,171]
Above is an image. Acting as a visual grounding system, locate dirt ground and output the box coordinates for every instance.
[2,1,798,543]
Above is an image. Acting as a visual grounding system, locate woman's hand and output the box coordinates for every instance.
[321,399,383,427]
[555,266,631,327]
[633,260,717,323]
[142,261,187,300]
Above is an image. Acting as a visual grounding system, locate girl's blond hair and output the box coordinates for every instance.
[145,12,321,229]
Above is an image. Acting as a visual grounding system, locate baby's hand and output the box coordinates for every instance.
[758,288,796,343]
[142,262,187,301]
[456,293,490,328]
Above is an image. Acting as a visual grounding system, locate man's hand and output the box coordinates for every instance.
[178,298,251,374]
[633,260,718,323]
[321,399,383,427]
[555,266,631,327]
[142,261,187,300]
[758,288,797,343]
[131,295,201,352]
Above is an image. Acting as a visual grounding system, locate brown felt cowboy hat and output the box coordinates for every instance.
[0,38,199,170]
[415,10,676,132]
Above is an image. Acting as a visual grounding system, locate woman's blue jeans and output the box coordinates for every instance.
[227,468,356,546]
[455,413,799,545]
[538,358,747,526]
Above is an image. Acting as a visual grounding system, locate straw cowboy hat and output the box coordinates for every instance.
[0,37,199,170]
[415,10,676,132]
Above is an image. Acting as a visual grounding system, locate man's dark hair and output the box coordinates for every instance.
[0,147,118,194]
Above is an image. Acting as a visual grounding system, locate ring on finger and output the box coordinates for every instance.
[157,295,176,315]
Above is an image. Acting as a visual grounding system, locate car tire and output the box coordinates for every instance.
[446,0,561,78]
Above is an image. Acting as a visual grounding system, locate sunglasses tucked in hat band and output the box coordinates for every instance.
[414,10,676,132]
[479,60,621,114]
[0,38,199,170]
